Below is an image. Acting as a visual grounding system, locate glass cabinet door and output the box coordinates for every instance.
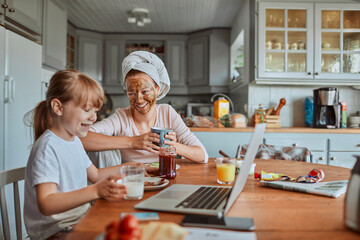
[315,4,360,80]
[258,3,313,79]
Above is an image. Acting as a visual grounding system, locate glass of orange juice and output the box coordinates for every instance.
[215,158,236,184]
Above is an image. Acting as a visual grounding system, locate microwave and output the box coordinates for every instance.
[187,103,214,117]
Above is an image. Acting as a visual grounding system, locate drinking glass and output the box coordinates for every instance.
[120,165,145,200]
[215,158,236,184]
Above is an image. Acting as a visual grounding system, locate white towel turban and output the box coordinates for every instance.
[122,51,170,100]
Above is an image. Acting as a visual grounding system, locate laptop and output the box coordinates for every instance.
[135,123,266,217]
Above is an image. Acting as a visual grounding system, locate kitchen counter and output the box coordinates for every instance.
[190,127,360,134]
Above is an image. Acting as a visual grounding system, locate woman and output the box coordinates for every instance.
[81,51,208,165]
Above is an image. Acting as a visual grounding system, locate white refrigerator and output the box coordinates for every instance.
[0,26,42,238]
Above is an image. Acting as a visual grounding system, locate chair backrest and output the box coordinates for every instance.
[239,144,313,163]
[0,167,26,240]
[87,149,122,168]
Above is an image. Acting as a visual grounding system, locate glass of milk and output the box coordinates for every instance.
[120,165,145,200]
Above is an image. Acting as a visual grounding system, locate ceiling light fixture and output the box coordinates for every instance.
[127,8,151,27]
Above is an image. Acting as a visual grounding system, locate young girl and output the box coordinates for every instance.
[24,70,134,239]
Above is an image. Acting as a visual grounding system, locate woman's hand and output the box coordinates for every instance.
[164,131,177,147]
[132,132,160,153]
[95,174,127,199]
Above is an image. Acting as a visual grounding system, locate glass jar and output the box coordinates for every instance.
[159,147,177,179]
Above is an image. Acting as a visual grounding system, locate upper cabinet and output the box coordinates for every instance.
[78,32,103,83]
[42,0,67,70]
[314,4,360,81]
[103,39,126,94]
[166,40,186,88]
[1,0,43,37]
[188,29,230,94]
[101,35,187,94]
[257,2,360,85]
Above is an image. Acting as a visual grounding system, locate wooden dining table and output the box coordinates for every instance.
[66,158,360,240]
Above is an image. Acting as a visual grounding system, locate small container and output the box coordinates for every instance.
[214,97,229,120]
[159,147,177,179]
[274,42,282,49]
[266,41,272,49]
[236,160,256,175]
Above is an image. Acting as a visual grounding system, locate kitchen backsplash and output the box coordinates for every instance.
[247,84,360,127]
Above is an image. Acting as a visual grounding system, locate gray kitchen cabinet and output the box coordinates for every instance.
[1,0,43,36]
[42,0,67,70]
[78,34,103,83]
[188,29,230,94]
[257,2,360,85]
[103,39,126,94]
[166,40,186,93]
[328,134,360,168]
[193,129,358,168]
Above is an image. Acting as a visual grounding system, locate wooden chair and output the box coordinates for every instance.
[0,167,26,240]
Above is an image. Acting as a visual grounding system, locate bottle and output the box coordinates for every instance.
[344,156,360,232]
[304,97,314,127]
[214,97,229,120]
[341,101,347,128]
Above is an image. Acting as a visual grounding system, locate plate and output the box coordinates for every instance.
[146,162,180,170]
[144,177,169,191]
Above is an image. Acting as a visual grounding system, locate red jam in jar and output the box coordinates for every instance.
[159,147,177,179]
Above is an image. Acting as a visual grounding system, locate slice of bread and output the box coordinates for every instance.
[140,222,188,240]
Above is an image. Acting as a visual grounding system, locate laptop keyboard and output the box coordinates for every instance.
[175,186,231,210]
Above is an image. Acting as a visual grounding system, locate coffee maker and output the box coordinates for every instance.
[313,87,341,128]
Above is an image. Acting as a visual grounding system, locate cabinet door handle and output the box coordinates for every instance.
[330,157,336,161]
[356,144,360,147]
[8,8,15,13]
[292,143,298,147]
[307,72,312,75]
[315,72,319,75]
[4,75,10,103]
[10,77,15,102]
[318,157,324,161]
[1,3,8,9]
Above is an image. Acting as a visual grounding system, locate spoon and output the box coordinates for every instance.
[219,150,230,158]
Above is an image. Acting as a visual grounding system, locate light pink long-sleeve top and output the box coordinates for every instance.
[90,104,208,164]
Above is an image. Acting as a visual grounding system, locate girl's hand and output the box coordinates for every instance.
[95,174,127,199]
[164,131,177,146]
[132,133,160,153]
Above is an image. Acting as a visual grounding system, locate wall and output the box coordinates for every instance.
[248,84,360,127]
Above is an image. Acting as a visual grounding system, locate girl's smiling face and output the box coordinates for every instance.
[60,101,99,141]
[125,72,159,114]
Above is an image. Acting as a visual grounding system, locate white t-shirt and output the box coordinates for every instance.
[24,130,92,239]
[90,104,209,164]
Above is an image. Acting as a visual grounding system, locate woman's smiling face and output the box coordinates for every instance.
[125,72,159,114]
